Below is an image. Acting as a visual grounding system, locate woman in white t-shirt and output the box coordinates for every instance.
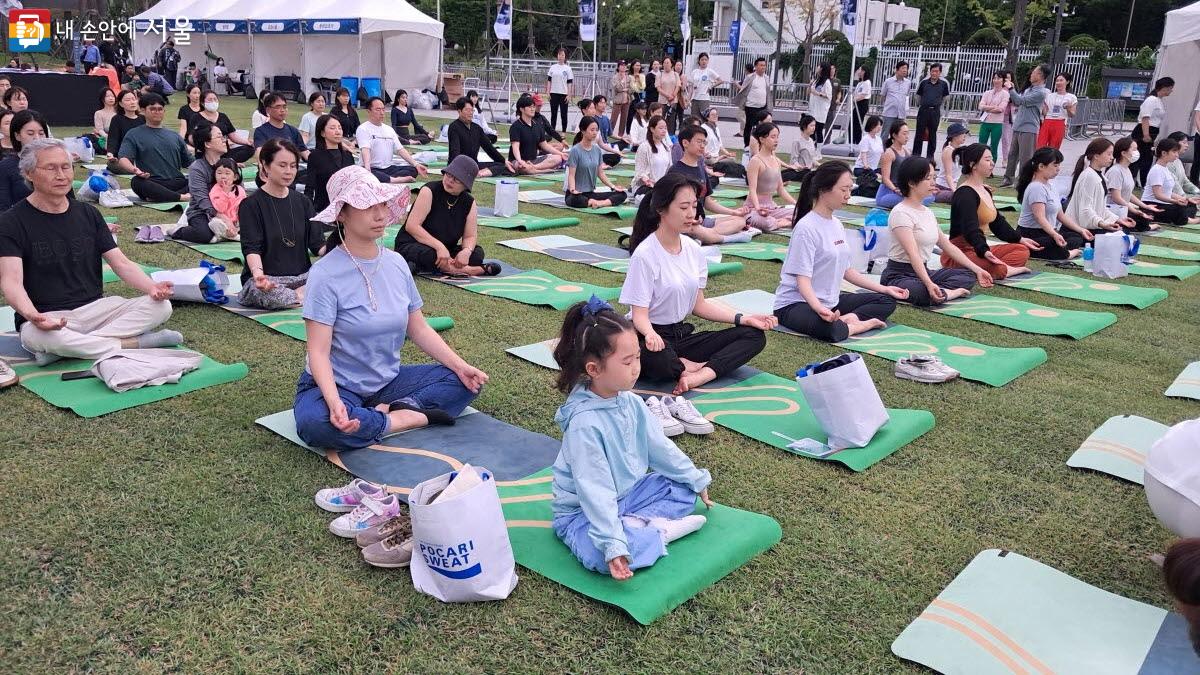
[632,115,672,195]
[880,156,992,306]
[298,92,325,150]
[809,63,834,145]
[1016,147,1092,259]
[701,107,744,179]
[851,65,872,144]
[1135,77,1174,185]
[1143,136,1200,226]
[628,102,649,149]
[773,162,908,342]
[546,47,574,134]
[1036,73,1077,150]
[934,123,969,203]
[1105,137,1160,231]
[854,115,884,176]
[620,173,776,394]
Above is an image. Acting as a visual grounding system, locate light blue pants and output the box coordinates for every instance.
[553,472,698,575]
[875,183,935,209]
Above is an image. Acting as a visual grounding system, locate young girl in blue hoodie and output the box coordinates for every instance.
[550,296,713,580]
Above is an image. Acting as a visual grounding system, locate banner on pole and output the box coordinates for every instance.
[494,0,512,41]
[841,0,857,46]
[678,0,690,42]
[579,0,597,42]
[729,20,740,53]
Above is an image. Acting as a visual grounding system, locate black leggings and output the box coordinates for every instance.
[478,161,512,176]
[1017,227,1086,260]
[711,159,746,179]
[1148,201,1196,226]
[225,144,255,164]
[781,167,809,183]
[549,93,570,132]
[774,292,897,343]
[131,175,188,202]
[395,242,484,274]
[565,191,627,208]
[1134,127,1158,186]
[743,106,766,146]
[880,261,977,307]
[172,211,217,243]
[639,322,766,384]
[370,165,417,183]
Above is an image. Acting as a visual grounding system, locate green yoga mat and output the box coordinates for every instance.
[892,548,1198,674]
[101,262,159,284]
[929,294,1116,339]
[497,234,743,277]
[519,189,639,219]
[719,242,788,262]
[1138,243,1200,261]
[1066,414,1168,485]
[1166,361,1200,400]
[478,174,564,186]
[138,201,189,212]
[250,309,453,341]
[998,271,1167,309]
[707,290,1047,387]
[686,371,936,472]
[499,468,782,625]
[9,351,248,418]
[175,239,244,261]
[1149,229,1200,245]
[1125,260,1200,279]
[435,266,620,310]
[479,214,581,231]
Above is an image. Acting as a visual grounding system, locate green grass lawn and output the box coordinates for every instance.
[2,94,1197,672]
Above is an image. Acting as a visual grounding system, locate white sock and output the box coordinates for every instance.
[137,329,184,349]
[648,515,707,544]
[723,231,752,244]
[33,351,62,366]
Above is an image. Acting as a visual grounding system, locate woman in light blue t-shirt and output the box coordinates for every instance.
[565,116,627,209]
[1016,147,1092,260]
[293,166,489,452]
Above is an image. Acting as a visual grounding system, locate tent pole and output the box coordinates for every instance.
[358,31,363,86]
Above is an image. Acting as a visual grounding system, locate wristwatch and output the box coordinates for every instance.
[733,313,743,327]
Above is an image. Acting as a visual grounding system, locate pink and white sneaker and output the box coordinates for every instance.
[329,494,402,538]
[314,479,387,513]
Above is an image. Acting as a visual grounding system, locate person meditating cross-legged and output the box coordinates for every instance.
[394,155,501,277]
[880,156,994,306]
[773,163,909,342]
[621,173,776,397]
[565,116,627,209]
[238,139,326,309]
[944,143,1036,279]
[294,164,489,451]
[116,92,192,204]
[0,139,181,364]
[356,96,428,184]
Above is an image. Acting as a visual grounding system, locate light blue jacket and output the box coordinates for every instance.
[552,386,711,562]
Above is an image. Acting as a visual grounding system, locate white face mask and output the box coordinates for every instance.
[203,101,219,112]
[1129,150,1140,163]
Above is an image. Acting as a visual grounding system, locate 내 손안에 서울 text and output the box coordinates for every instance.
[8,8,195,53]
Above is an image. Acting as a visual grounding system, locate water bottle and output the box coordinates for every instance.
[1082,243,1094,273]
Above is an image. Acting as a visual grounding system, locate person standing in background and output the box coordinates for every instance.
[657,58,681,134]
[739,58,770,148]
[689,53,723,119]
[645,60,661,105]
[912,63,950,160]
[1134,77,1174,187]
[1000,64,1050,189]
[977,72,1009,171]
[610,61,632,139]
[733,63,753,138]
[808,63,834,146]
[879,61,911,144]
[1190,98,1200,186]
[1036,73,1077,150]
[824,65,843,143]
[546,47,574,134]
[851,65,872,145]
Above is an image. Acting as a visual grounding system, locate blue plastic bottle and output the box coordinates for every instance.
[1082,243,1093,273]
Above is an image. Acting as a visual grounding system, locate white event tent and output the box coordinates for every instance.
[131,0,444,97]
[1155,0,1200,134]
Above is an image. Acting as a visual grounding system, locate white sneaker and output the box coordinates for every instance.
[722,230,752,244]
[649,515,707,544]
[0,358,17,388]
[663,396,714,435]
[314,478,387,513]
[895,354,959,383]
[745,227,763,238]
[645,396,684,437]
[329,494,401,538]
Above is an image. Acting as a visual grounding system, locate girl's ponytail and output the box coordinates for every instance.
[553,296,634,393]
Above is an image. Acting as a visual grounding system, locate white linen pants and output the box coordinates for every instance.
[19,296,172,360]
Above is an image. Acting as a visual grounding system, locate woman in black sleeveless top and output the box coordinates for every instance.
[393,156,500,277]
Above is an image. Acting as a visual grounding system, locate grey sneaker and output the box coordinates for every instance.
[362,533,414,568]
[895,354,959,383]
[0,358,17,389]
[355,511,412,548]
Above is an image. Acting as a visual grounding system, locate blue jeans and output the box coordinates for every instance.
[553,473,698,575]
[294,365,479,451]
[875,183,935,209]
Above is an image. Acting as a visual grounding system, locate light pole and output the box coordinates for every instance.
[1124,0,1136,50]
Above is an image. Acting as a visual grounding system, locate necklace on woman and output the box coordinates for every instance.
[267,190,298,247]
[342,244,382,312]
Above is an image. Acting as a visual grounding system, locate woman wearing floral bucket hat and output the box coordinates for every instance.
[293,165,489,451]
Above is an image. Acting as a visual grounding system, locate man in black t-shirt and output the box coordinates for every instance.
[0,139,182,365]
[667,125,752,245]
[508,94,568,175]
[447,98,513,177]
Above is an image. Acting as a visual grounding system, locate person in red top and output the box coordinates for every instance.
[90,61,121,95]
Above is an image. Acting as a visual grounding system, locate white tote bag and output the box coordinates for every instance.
[494,179,520,217]
[409,465,519,603]
[1093,231,1135,279]
[845,226,889,273]
[796,354,889,449]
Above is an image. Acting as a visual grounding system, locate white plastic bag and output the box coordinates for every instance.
[64,136,95,163]
[796,354,889,449]
[845,226,889,272]
[151,265,230,304]
[1093,231,1135,279]
[409,465,518,603]
[494,179,519,217]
